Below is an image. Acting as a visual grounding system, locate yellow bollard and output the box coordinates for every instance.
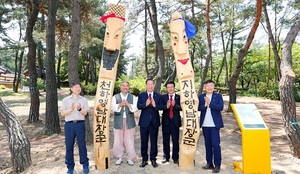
[231,104,271,174]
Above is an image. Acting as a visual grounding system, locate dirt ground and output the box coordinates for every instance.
[1,89,300,174]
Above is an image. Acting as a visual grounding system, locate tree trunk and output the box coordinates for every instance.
[37,44,42,79]
[262,0,281,79]
[217,13,229,86]
[68,0,93,143]
[90,56,96,86]
[144,1,149,78]
[144,2,158,81]
[84,55,93,144]
[82,83,93,145]
[13,21,24,93]
[190,42,196,68]
[26,0,40,123]
[279,15,300,158]
[0,99,31,173]
[68,0,81,84]
[85,54,90,86]
[13,50,19,93]
[228,0,262,111]
[190,0,196,69]
[164,66,176,86]
[17,50,24,92]
[85,113,93,145]
[42,0,61,135]
[229,28,234,78]
[149,0,165,92]
[37,14,46,80]
[199,0,212,95]
[56,53,62,89]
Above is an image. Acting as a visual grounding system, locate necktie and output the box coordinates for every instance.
[169,94,173,118]
[149,93,152,106]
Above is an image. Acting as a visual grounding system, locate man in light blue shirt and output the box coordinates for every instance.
[60,82,89,174]
[198,80,224,173]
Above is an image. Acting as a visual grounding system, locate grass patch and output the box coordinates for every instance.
[0,90,15,96]
[0,89,28,97]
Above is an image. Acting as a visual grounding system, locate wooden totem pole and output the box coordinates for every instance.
[93,4,126,170]
[169,11,200,170]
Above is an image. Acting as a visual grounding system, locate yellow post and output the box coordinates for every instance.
[231,104,271,174]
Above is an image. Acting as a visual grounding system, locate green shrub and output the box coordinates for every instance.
[246,89,258,96]
[114,86,120,95]
[81,75,146,96]
[0,85,6,89]
[131,87,140,96]
[20,78,45,91]
[244,82,279,100]
[265,89,279,100]
[37,78,45,91]
[265,84,279,100]
[116,75,146,94]
[257,82,268,97]
[82,83,97,95]
[21,78,30,86]
[293,85,300,102]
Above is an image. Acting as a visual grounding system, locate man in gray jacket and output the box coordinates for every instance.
[111,81,138,166]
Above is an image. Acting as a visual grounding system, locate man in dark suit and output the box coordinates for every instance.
[198,80,224,173]
[161,81,181,165]
[137,79,164,168]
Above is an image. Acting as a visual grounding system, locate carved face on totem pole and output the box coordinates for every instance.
[100,8,125,70]
[170,12,189,65]
[169,11,196,79]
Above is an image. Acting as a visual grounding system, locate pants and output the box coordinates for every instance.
[113,118,136,160]
[64,121,89,170]
[162,120,179,161]
[202,127,221,167]
[140,122,159,161]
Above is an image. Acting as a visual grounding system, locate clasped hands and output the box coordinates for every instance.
[204,97,211,107]
[70,103,82,111]
[146,98,156,107]
[119,100,130,108]
[167,100,175,108]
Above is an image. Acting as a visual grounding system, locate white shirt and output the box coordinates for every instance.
[111,93,138,118]
[202,94,215,127]
[60,95,89,122]
[147,92,153,98]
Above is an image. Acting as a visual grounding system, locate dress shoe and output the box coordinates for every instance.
[139,161,148,167]
[151,160,158,168]
[161,159,169,164]
[173,160,179,164]
[212,166,220,173]
[202,164,214,170]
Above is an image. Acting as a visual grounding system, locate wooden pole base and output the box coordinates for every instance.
[179,146,196,170]
[94,147,110,170]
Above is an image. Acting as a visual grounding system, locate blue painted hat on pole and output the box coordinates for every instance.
[183,18,197,39]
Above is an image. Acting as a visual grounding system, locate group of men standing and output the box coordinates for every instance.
[59,78,223,174]
[111,79,224,173]
[111,79,181,168]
